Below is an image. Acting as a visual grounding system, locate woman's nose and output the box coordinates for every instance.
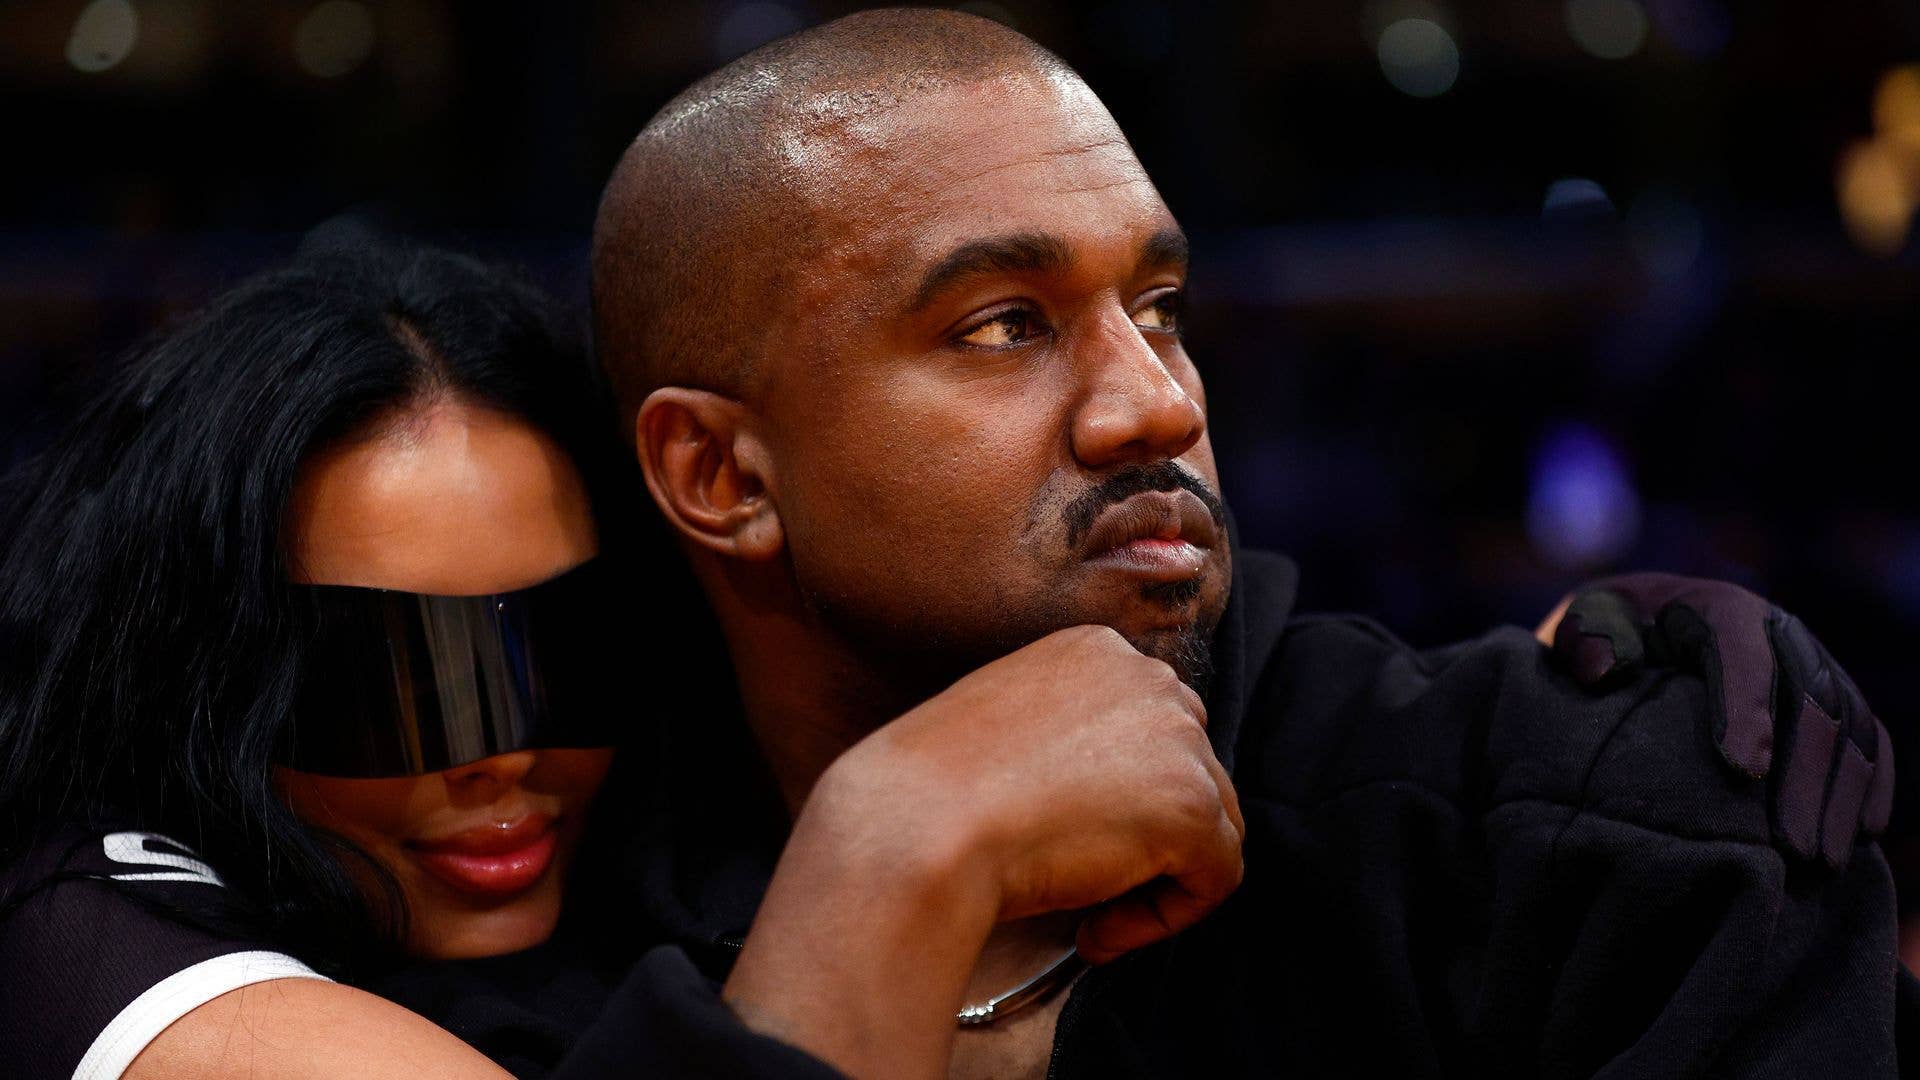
[442,749,539,799]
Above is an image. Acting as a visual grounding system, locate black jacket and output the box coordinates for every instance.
[379,547,1906,1077]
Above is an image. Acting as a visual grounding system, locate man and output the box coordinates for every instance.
[580,10,1899,1079]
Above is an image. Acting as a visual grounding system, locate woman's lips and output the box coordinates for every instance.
[408,814,559,898]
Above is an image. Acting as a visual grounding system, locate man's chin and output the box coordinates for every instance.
[1083,568,1228,695]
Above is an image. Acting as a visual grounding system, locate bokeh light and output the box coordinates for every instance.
[1541,177,1616,221]
[65,0,139,74]
[1527,423,1642,569]
[1647,0,1729,58]
[1876,64,1920,153]
[293,1,376,79]
[1837,139,1916,257]
[1376,18,1460,98]
[1565,0,1649,60]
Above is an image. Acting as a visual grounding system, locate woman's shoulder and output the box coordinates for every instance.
[1,821,330,1080]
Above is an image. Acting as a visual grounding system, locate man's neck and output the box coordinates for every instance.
[699,563,929,815]
[733,647,908,816]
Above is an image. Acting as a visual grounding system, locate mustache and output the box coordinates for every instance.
[1062,462,1227,549]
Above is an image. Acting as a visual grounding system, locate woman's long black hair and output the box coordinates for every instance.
[0,228,635,971]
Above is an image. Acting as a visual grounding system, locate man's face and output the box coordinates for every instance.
[753,72,1231,689]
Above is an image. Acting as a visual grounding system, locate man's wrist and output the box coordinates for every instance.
[720,761,1001,1079]
[803,735,1011,919]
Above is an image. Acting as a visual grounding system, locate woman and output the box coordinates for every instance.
[0,233,666,1078]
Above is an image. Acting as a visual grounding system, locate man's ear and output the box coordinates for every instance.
[635,387,784,562]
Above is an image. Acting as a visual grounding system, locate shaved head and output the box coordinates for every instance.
[590,7,1076,414]
[599,4,1225,723]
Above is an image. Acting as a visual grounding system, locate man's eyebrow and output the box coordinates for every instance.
[1139,228,1189,273]
[905,232,1072,314]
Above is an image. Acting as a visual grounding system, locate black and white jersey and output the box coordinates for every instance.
[0,826,327,1079]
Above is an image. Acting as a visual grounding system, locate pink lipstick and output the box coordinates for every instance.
[408,814,559,898]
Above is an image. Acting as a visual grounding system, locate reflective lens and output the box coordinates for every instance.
[281,559,623,777]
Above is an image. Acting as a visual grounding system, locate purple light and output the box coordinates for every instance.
[1542,178,1616,222]
[1647,0,1730,58]
[1888,525,1920,618]
[1527,422,1642,568]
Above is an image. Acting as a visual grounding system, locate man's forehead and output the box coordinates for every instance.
[787,74,1170,289]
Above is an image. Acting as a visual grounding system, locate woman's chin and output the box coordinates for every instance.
[406,886,566,960]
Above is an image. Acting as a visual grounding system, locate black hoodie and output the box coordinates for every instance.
[376,547,1906,1078]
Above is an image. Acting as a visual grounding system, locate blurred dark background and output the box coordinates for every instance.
[3,1,1917,852]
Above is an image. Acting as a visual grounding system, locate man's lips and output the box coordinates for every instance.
[407,814,560,899]
[1079,489,1220,581]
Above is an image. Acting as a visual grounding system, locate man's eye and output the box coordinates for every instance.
[956,309,1043,348]
[1134,290,1184,333]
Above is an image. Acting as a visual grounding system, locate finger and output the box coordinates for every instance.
[1550,589,1645,688]
[1770,610,1892,850]
[1586,574,1775,776]
[1077,881,1191,964]
[1658,597,1774,778]
[1814,671,1877,871]
[1771,611,1849,721]
[1863,720,1895,836]
[1076,852,1242,965]
[1535,594,1573,647]
[1077,804,1244,964]
[1774,691,1839,861]
[1819,732,1873,870]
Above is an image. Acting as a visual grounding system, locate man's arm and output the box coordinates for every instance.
[722,625,1245,1080]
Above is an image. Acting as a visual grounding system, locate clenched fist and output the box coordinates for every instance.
[723,626,1244,1079]
[814,624,1244,962]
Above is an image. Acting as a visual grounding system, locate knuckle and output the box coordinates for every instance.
[1051,624,1112,653]
[1162,768,1227,829]
[1148,699,1206,741]
[1134,654,1185,694]
[1175,681,1207,719]
[1215,772,1243,812]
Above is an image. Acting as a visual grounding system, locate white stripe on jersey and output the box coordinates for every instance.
[72,950,330,1080]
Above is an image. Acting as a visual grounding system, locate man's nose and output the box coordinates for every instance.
[1069,310,1205,468]
[442,750,539,801]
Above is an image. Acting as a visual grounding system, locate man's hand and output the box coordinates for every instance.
[722,626,1243,1080]
[1542,572,1893,869]
[819,623,1245,962]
